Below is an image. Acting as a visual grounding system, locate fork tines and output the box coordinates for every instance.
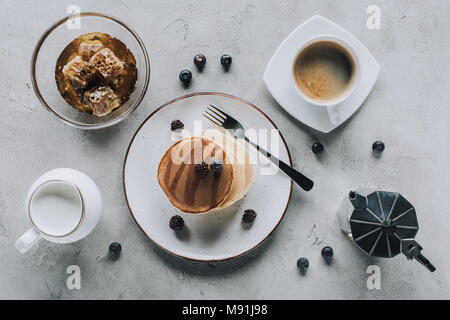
[203,105,227,127]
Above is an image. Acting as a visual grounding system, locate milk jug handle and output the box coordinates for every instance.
[15,228,41,254]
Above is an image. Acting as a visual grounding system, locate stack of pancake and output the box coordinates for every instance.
[157,130,253,214]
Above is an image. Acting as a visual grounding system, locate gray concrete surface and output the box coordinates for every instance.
[1,0,449,299]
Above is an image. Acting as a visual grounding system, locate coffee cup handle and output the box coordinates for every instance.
[15,228,41,254]
[326,104,341,125]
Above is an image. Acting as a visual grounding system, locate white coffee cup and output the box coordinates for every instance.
[291,34,361,125]
[15,168,102,253]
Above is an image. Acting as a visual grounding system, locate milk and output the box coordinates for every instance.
[29,181,82,237]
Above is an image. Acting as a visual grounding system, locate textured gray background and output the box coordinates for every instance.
[1,0,449,299]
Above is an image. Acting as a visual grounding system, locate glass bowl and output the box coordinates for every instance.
[31,12,150,129]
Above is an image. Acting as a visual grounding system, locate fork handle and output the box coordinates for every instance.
[244,137,314,191]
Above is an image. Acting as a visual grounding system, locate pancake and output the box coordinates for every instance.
[217,146,245,209]
[235,134,254,195]
[157,137,233,213]
[202,129,254,209]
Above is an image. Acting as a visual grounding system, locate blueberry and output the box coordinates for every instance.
[194,54,206,71]
[321,246,334,262]
[372,141,385,154]
[109,242,121,259]
[210,159,223,173]
[311,142,324,154]
[297,257,309,272]
[220,54,232,70]
[179,69,192,86]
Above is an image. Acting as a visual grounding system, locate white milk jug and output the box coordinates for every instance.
[15,168,102,253]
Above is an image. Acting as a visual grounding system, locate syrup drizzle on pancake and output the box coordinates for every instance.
[210,173,221,206]
[157,137,233,213]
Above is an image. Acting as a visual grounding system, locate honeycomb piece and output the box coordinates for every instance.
[84,85,121,116]
[62,56,95,88]
[78,40,104,61]
[89,48,125,81]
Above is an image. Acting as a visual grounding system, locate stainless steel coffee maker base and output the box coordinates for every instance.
[337,187,374,240]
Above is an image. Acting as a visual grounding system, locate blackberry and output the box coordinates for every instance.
[242,209,257,223]
[220,54,232,70]
[171,119,184,131]
[194,161,209,177]
[210,159,223,173]
[109,242,122,259]
[169,215,184,231]
[194,54,206,71]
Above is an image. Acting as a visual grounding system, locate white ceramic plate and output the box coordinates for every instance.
[263,15,380,133]
[123,93,292,261]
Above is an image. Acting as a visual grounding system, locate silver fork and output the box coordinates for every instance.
[203,105,314,191]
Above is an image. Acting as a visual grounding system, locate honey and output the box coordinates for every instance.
[55,32,137,115]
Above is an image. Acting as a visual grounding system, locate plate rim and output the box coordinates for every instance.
[123,92,293,262]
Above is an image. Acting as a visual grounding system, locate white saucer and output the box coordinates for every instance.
[263,15,380,133]
[123,93,292,262]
